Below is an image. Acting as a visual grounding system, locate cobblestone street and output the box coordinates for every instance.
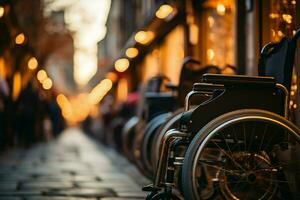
[0,128,149,200]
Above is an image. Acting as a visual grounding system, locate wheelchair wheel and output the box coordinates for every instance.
[181,109,300,200]
[121,116,139,161]
[151,108,185,168]
[140,112,171,177]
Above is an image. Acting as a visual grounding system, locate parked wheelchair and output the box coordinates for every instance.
[143,29,300,199]
[122,58,224,178]
[120,75,176,163]
[139,59,228,177]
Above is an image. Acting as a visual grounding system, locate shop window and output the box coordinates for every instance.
[262,0,297,120]
[264,0,296,42]
[192,0,236,69]
[139,25,184,85]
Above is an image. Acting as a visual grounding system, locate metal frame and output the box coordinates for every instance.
[150,81,290,196]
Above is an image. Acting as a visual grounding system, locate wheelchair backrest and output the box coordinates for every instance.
[137,75,175,121]
[146,75,170,93]
[258,29,300,90]
[178,57,221,106]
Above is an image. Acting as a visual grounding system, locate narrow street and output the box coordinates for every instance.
[0,128,149,200]
[1,1,299,199]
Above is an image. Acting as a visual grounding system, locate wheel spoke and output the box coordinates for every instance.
[247,121,257,152]
[259,123,269,152]
[210,140,246,172]
[198,159,242,176]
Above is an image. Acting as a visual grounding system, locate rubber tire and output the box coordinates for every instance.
[181,109,300,200]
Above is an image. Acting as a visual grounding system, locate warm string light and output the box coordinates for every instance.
[12,72,21,101]
[106,72,118,83]
[114,58,129,72]
[269,13,280,19]
[189,24,199,45]
[207,49,215,61]
[125,47,139,58]
[269,0,296,42]
[56,73,116,124]
[0,6,4,18]
[117,78,128,102]
[42,78,52,90]
[36,69,53,90]
[216,3,226,16]
[290,79,297,110]
[88,78,113,105]
[37,69,47,82]
[15,33,25,45]
[0,57,5,79]
[28,57,38,70]
[155,4,173,19]
[134,31,155,45]
[207,16,215,28]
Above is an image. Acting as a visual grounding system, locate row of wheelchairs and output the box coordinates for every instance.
[102,29,300,199]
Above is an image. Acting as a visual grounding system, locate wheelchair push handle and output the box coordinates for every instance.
[261,28,300,56]
[185,83,225,111]
[291,28,300,42]
[182,56,201,69]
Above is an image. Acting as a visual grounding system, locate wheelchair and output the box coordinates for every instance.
[128,58,223,178]
[121,75,177,168]
[142,61,236,178]
[144,29,300,199]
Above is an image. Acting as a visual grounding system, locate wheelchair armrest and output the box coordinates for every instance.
[193,83,224,92]
[165,83,178,91]
[202,74,276,87]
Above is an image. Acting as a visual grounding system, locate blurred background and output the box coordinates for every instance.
[0,0,299,149]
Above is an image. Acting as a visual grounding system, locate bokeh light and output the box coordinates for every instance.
[155,4,173,19]
[28,57,38,70]
[114,58,129,72]
[42,78,53,90]
[15,33,25,45]
[125,47,139,58]
[134,31,155,45]
[37,69,47,82]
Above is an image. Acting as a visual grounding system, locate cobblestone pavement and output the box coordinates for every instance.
[0,128,150,200]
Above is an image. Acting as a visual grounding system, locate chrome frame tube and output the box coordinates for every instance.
[154,129,189,187]
[185,91,212,111]
[276,83,289,119]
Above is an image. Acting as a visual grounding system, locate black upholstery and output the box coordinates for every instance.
[258,29,300,90]
[202,74,275,87]
[193,83,224,92]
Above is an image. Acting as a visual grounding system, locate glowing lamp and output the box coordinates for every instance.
[134,31,155,45]
[101,78,113,91]
[114,58,129,72]
[42,78,52,90]
[106,72,118,83]
[37,70,47,82]
[15,33,25,45]
[155,4,173,19]
[125,47,139,58]
[28,57,38,70]
[216,3,226,16]
[0,6,4,18]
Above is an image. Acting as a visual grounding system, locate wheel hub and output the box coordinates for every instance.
[247,172,256,184]
[218,152,278,200]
